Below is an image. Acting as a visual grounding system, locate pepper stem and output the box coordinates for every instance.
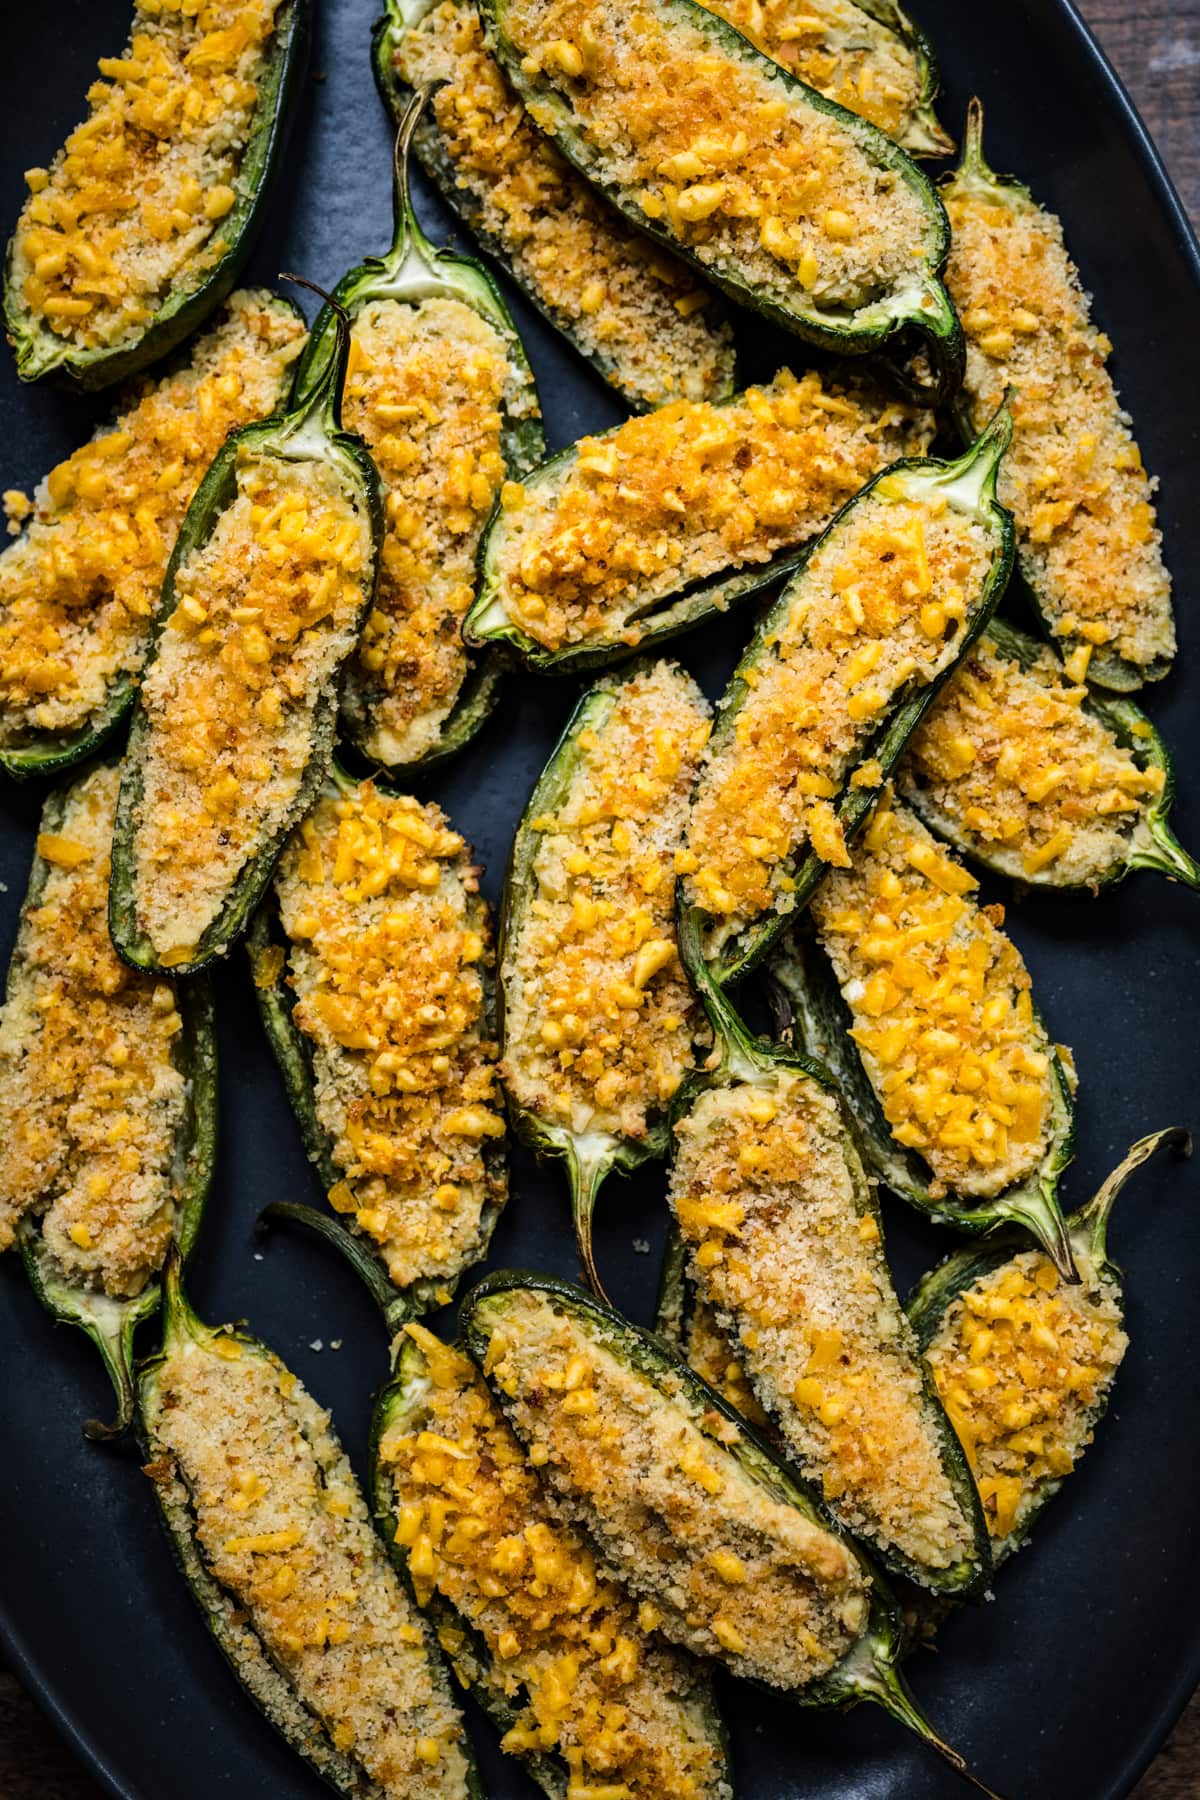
[676,902,774,1085]
[389,84,438,267]
[1132,815,1200,889]
[279,273,352,436]
[1074,1126,1192,1266]
[260,1201,411,1335]
[991,1182,1078,1284]
[567,1139,617,1303]
[935,392,1014,510]
[81,1300,141,1443]
[959,97,991,185]
[862,1661,1007,1799]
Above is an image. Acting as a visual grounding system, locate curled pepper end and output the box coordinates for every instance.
[862,1661,1008,1800]
[567,1139,617,1304]
[1135,815,1200,889]
[1076,1125,1193,1268]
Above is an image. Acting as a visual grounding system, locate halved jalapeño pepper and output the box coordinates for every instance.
[477,0,964,394]
[372,0,735,410]
[0,762,216,1438]
[498,662,711,1293]
[910,1128,1190,1560]
[292,89,545,772]
[699,0,953,156]
[248,764,506,1321]
[665,910,989,1595]
[677,406,1014,987]
[4,0,310,390]
[898,619,1199,892]
[262,1204,734,1800]
[139,1252,480,1799]
[461,1271,1005,1795]
[468,366,933,673]
[769,789,1078,1278]
[0,290,305,781]
[941,102,1173,690]
[109,293,384,975]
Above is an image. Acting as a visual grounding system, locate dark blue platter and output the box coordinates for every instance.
[1,3,1198,1797]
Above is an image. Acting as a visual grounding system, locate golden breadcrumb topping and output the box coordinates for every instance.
[267,781,504,1292]
[129,450,372,963]
[682,470,995,958]
[701,0,922,143]
[490,367,930,652]
[680,1289,769,1429]
[925,1244,1125,1546]
[11,0,285,356]
[394,0,733,409]
[671,1071,975,1574]
[144,1328,472,1798]
[504,0,930,312]
[0,764,187,1294]
[481,1289,871,1690]
[340,299,518,766]
[502,663,710,1148]
[943,166,1173,675]
[380,1324,731,1798]
[900,631,1164,885]
[0,291,303,746]
[810,791,1059,1197]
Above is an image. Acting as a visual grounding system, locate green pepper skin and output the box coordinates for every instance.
[942,102,1170,692]
[371,0,736,411]
[467,419,811,674]
[138,1250,483,1800]
[665,905,991,1597]
[767,916,1078,1281]
[247,765,506,1323]
[0,294,306,782]
[6,761,217,1440]
[907,1127,1190,1566]
[460,1269,1003,1796]
[3,1,311,391]
[292,87,545,773]
[676,404,1015,992]
[477,0,963,399]
[108,311,385,976]
[899,618,1199,893]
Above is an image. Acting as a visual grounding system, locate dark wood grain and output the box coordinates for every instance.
[2,3,1198,1796]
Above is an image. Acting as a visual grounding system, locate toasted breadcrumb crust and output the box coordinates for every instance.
[671,1072,976,1575]
[0,764,186,1293]
[682,473,995,959]
[924,1243,1126,1546]
[943,168,1173,675]
[394,0,733,409]
[681,1289,770,1428]
[810,791,1058,1198]
[10,1,285,357]
[482,1289,872,1690]
[340,299,519,766]
[491,368,930,652]
[502,663,710,1146]
[380,1325,732,1798]
[144,1329,472,1798]
[268,782,504,1292]
[129,450,372,963]
[503,0,931,314]
[899,631,1164,885]
[701,0,922,143]
[0,291,303,746]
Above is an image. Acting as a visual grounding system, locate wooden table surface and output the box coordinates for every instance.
[2,2,1198,1796]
